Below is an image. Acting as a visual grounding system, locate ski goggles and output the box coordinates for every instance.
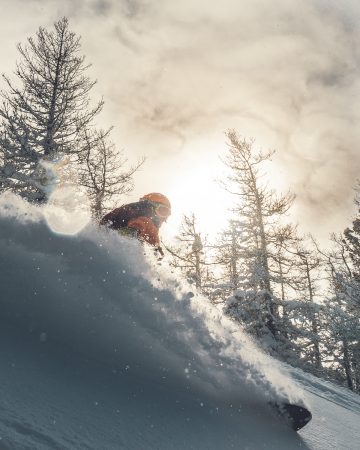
[150,202,171,218]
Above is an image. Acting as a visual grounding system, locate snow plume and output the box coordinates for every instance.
[44,184,90,235]
[37,156,91,235]
[0,193,309,448]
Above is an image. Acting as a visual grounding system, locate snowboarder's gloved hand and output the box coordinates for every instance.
[155,246,164,259]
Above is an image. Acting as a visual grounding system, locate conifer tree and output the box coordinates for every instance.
[166,213,215,294]
[0,18,103,201]
[77,128,144,220]
[320,233,360,392]
[221,130,294,341]
[214,219,247,294]
[293,242,323,369]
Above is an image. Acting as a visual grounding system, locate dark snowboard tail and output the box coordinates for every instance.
[272,402,312,431]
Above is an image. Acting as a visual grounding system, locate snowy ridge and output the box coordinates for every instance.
[0,193,359,450]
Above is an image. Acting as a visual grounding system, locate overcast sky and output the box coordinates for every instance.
[1,0,360,242]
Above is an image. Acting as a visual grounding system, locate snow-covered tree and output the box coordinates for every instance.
[0,18,102,201]
[268,224,299,301]
[213,219,247,296]
[319,233,360,392]
[343,208,360,291]
[269,234,324,370]
[221,130,294,341]
[292,241,323,368]
[166,213,216,295]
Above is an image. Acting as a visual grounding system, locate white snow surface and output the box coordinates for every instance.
[0,192,359,450]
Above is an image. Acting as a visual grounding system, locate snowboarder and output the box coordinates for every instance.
[100,193,171,256]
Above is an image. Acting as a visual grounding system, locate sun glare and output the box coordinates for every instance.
[163,166,233,242]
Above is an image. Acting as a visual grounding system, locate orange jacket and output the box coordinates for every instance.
[127,216,160,247]
[100,201,162,250]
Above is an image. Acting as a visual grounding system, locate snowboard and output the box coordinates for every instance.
[272,402,312,431]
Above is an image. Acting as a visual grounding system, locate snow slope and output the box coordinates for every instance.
[0,193,359,450]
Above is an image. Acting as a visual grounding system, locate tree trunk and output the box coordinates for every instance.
[343,338,354,391]
[230,224,239,290]
[44,28,65,156]
[304,258,322,368]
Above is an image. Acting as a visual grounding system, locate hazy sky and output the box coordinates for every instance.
[1,0,360,242]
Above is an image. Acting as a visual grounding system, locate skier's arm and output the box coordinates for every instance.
[100,207,126,229]
[127,217,160,247]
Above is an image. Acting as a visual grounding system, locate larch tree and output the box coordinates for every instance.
[334,188,360,391]
[320,232,360,392]
[214,217,271,308]
[77,128,145,220]
[166,213,215,294]
[214,219,246,296]
[272,237,324,372]
[221,130,294,344]
[293,241,323,369]
[0,17,103,201]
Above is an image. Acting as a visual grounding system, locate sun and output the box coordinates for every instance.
[162,165,233,242]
